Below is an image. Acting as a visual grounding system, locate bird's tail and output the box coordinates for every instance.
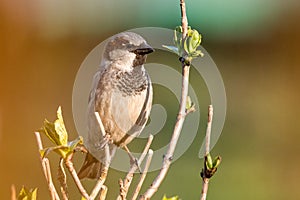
[77,153,103,180]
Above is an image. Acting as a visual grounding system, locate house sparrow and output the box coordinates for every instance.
[78,32,153,179]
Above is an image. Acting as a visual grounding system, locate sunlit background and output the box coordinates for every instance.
[1,0,300,199]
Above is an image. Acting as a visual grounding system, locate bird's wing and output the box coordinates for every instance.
[84,67,117,163]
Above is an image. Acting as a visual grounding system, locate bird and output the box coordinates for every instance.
[77,32,154,179]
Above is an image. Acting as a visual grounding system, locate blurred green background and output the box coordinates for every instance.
[1,0,300,199]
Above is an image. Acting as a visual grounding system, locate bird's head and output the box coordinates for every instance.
[103,32,154,70]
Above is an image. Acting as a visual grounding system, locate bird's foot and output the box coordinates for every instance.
[124,145,142,173]
[95,134,114,150]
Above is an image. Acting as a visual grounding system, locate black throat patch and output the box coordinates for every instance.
[113,68,148,96]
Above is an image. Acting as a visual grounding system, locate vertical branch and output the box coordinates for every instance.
[200,178,209,200]
[205,105,213,156]
[180,0,188,37]
[88,112,112,199]
[34,132,60,200]
[90,166,109,200]
[64,153,90,199]
[98,185,108,200]
[11,185,16,200]
[95,112,111,164]
[200,105,213,200]
[140,1,190,199]
[118,135,154,200]
[131,149,153,200]
[58,158,69,200]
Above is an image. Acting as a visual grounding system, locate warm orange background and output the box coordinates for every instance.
[1,1,300,199]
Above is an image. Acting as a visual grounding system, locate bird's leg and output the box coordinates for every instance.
[95,134,114,150]
[123,145,142,173]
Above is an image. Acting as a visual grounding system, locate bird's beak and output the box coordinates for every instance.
[132,43,154,55]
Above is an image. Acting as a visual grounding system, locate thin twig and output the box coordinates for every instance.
[88,112,112,199]
[64,153,90,199]
[200,178,209,200]
[90,166,109,200]
[58,158,68,200]
[98,185,108,200]
[140,65,190,200]
[117,134,154,200]
[140,1,190,199]
[200,105,213,200]
[34,132,60,200]
[11,184,16,200]
[95,112,111,164]
[205,105,213,156]
[131,149,153,200]
[180,0,188,37]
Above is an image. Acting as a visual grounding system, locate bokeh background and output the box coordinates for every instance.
[1,0,300,199]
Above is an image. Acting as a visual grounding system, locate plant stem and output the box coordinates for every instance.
[98,186,108,200]
[205,105,213,156]
[200,178,209,200]
[58,158,68,200]
[34,132,60,200]
[131,149,153,200]
[140,65,190,200]
[11,184,16,200]
[64,153,90,199]
[118,135,154,200]
[88,112,112,200]
[180,0,188,37]
[90,167,108,199]
[200,105,214,200]
[140,1,191,199]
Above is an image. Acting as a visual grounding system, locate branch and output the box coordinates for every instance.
[140,64,190,200]
[87,112,112,199]
[95,112,111,164]
[58,158,68,200]
[205,105,213,156]
[34,132,60,200]
[200,105,213,200]
[140,1,191,199]
[64,153,90,199]
[11,185,16,200]
[89,166,109,200]
[131,149,153,200]
[98,185,108,200]
[180,0,188,38]
[117,135,154,200]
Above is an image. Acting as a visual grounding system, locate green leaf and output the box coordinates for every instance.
[17,186,38,200]
[212,156,222,168]
[38,107,83,158]
[190,50,204,58]
[162,45,179,55]
[206,154,213,169]
[39,106,68,146]
[186,96,192,110]
[40,136,83,158]
[184,29,202,56]
[54,106,68,145]
[41,119,58,145]
[190,29,201,49]
[41,145,70,158]
[68,136,83,151]
[162,194,180,200]
[174,26,183,56]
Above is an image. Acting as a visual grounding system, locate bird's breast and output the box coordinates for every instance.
[94,67,152,146]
